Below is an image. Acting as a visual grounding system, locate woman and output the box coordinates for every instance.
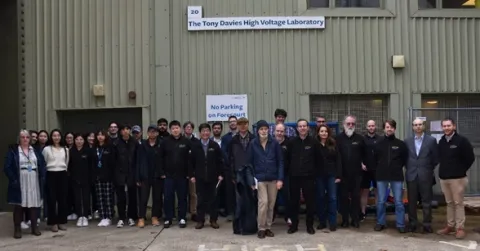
[43,129,69,232]
[64,132,76,221]
[92,130,115,227]
[4,130,46,238]
[315,125,342,231]
[86,131,98,220]
[29,130,38,145]
[69,133,93,227]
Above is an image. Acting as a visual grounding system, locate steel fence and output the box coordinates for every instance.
[408,107,480,196]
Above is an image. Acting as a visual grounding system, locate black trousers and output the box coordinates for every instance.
[89,184,98,215]
[115,184,138,220]
[196,180,218,222]
[225,173,236,216]
[407,177,433,226]
[72,181,91,217]
[138,178,164,219]
[340,176,362,223]
[46,171,68,225]
[288,176,315,228]
[67,176,75,215]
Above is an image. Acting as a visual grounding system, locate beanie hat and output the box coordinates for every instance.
[256,120,269,131]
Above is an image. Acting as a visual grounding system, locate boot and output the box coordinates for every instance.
[30,208,41,236]
[31,224,41,236]
[14,225,22,239]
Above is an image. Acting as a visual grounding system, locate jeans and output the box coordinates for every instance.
[164,177,188,222]
[316,175,338,227]
[376,181,404,227]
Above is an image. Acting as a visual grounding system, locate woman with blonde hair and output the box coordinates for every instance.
[4,129,46,239]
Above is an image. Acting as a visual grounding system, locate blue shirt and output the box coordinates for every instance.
[201,139,209,156]
[268,124,297,137]
[415,133,424,156]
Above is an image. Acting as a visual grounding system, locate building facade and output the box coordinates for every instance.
[12,0,480,195]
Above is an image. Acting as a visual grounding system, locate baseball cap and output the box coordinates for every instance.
[132,125,142,133]
[147,124,158,132]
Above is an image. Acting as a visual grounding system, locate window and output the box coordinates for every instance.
[419,0,479,9]
[310,95,389,135]
[309,0,381,8]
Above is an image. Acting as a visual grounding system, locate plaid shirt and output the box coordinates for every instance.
[268,124,297,137]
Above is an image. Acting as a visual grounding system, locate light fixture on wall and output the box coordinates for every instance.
[426,100,438,104]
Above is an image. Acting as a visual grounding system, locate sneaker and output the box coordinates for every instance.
[98,219,106,227]
[117,220,125,228]
[179,219,187,228]
[456,228,466,239]
[82,217,89,227]
[37,218,40,226]
[437,226,455,235]
[137,218,145,228]
[21,221,29,230]
[26,220,32,227]
[76,217,84,227]
[152,217,160,227]
[287,218,292,226]
[87,215,93,220]
[67,214,72,221]
[164,220,171,228]
[104,219,112,227]
[128,218,136,227]
[71,214,78,221]
[93,211,100,220]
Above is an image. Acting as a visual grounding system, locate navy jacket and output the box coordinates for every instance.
[221,132,236,165]
[232,164,257,235]
[247,136,284,182]
[136,139,162,182]
[4,144,46,205]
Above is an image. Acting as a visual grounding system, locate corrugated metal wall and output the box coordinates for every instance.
[23,0,153,130]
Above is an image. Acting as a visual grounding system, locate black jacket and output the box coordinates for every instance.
[232,164,257,235]
[91,144,115,183]
[228,131,255,179]
[285,136,323,177]
[317,139,342,179]
[278,137,290,175]
[136,139,162,182]
[113,137,138,186]
[158,135,194,179]
[438,132,475,180]
[336,132,365,177]
[158,131,170,140]
[68,147,93,185]
[193,139,224,182]
[364,134,382,171]
[375,135,408,181]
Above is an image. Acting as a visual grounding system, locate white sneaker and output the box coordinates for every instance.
[104,219,112,227]
[117,220,124,228]
[98,219,105,227]
[76,217,84,227]
[21,221,29,230]
[67,214,73,221]
[87,215,93,220]
[128,218,135,227]
[71,213,78,220]
[82,217,89,227]
[93,211,100,220]
[37,218,40,225]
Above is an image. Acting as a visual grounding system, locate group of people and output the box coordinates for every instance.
[3,108,476,241]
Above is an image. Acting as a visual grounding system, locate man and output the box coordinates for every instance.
[132,125,143,143]
[248,120,284,239]
[404,119,439,233]
[374,119,408,233]
[285,119,322,235]
[274,124,291,225]
[136,125,164,228]
[336,115,365,228]
[221,115,238,221]
[184,121,200,222]
[193,123,224,230]
[211,122,223,147]
[436,118,475,239]
[360,120,380,221]
[159,120,194,228]
[268,109,296,137]
[157,118,170,139]
[315,116,327,128]
[113,124,139,228]
[108,122,119,144]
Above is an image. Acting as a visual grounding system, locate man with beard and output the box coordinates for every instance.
[108,122,119,144]
[436,118,474,239]
[268,109,297,137]
[285,119,321,235]
[221,115,238,221]
[211,122,223,147]
[132,125,143,144]
[157,118,170,140]
[336,115,365,228]
[184,121,200,222]
[360,120,380,221]
[248,120,284,238]
[113,124,139,228]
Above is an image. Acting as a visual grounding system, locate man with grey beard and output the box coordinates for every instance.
[335,115,366,228]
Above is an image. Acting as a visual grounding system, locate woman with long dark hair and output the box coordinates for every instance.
[315,125,342,231]
[34,130,49,152]
[4,129,46,238]
[92,130,115,227]
[64,132,74,149]
[64,132,77,222]
[43,129,69,232]
[86,131,98,220]
[69,133,93,227]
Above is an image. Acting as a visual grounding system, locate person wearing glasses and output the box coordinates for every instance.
[335,115,365,228]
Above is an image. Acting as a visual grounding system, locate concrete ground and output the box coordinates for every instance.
[0,211,480,251]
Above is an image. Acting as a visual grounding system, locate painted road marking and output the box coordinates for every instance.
[439,240,478,250]
[198,244,327,251]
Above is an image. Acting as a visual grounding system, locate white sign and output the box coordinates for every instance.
[415,116,427,122]
[206,94,248,121]
[188,16,325,31]
[188,6,202,19]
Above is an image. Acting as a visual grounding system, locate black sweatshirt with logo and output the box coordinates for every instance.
[374,135,408,181]
[158,135,194,179]
[335,132,365,178]
[438,132,475,180]
[285,135,323,177]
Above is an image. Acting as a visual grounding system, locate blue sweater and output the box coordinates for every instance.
[247,136,284,182]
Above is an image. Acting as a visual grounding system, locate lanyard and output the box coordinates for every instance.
[21,148,32,164]
[96,147,104,168]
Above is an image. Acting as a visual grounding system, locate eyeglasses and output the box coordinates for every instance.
[413,124,423,126]
[346,122,356,126]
